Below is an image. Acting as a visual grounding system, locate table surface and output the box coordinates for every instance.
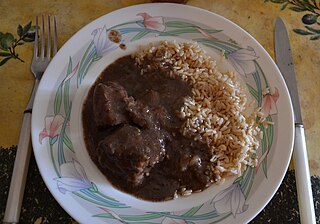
[0,0,319,223]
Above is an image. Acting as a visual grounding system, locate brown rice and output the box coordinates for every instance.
[133,40,260,183]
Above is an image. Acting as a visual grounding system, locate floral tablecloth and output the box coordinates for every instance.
[1,0,319,223]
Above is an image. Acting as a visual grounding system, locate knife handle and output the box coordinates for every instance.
[294,124,316,224]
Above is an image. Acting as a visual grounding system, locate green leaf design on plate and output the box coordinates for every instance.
[162,27,221,37]
[57,118,68,166]
[89,182,99,193]
[166,21,196,28]
[266,116,274,147]
[252,73,262,107]
[194,38,239,54]
[131,30,150,41]
[246,83,259,102]
[183,205,203,217]
[63,58,72,116]
[54,84,63,114]
[77,42,95,87]
[63,133,74,152]
[260,124,268,178]
[255,60,269,88]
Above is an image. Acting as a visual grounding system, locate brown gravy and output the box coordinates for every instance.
[82,55,216,201]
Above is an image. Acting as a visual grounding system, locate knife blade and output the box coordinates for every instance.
[275,17,316,224]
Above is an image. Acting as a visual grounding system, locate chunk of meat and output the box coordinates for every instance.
[140,90,160,107]
[127,101,153,128]
[96,125,166,186]
[127,100,170,129]
[92,82,133,127]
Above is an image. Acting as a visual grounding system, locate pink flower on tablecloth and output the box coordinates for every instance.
[137,13,166,32]
[211,183,248,217]
[39,114,65,144]
[261,87,279,117]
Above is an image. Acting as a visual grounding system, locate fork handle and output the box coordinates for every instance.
[3,112,32,224]
[3,80,39,224]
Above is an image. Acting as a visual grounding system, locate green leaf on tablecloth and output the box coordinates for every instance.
[289,6,307,12]
[0,56,12,66]
[0,21,34,66]
[0,33,14,50]
[310,34,320,40]
[23,37,34,42]
[300,0,317,11]
[264,0,287,3]
[23,21,32,36]
[280,2,290,10]
[305,25,320,34]
[17,24,23,37]
[0,52,11,57]
[293,28,313,35]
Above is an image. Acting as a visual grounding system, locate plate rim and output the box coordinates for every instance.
[31,3,294,223]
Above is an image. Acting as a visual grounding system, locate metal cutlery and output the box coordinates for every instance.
[3,15,58,224]
[274,17,316,224]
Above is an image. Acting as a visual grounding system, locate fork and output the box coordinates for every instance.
[3,15,58,224]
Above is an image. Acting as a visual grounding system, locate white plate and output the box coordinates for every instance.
[32,3,294,224]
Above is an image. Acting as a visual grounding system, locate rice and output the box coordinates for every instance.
[133,40,260,183]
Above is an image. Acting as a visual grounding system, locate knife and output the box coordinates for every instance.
[275,17,316,224]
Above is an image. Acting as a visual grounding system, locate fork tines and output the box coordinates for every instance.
[34,15,58,59]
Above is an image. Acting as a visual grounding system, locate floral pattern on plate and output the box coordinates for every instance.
[33,5,292,224]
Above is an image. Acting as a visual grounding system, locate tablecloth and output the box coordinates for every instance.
[1,0,320,223]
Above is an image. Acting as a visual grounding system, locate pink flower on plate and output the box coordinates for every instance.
[197,27,218,40]
[64,62,79,82]
[98,207,124,223]
[137,13,166,32]
[261,87,279,117]
[39,114,65,144]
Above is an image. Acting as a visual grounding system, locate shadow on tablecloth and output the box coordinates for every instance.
[0,147,319,223]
